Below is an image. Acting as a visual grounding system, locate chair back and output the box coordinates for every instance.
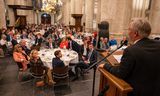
[52,66,69,79]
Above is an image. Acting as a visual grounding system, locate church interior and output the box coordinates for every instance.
[0,0,160,96]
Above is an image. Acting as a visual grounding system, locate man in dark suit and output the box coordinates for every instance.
[67,37,81,53]
[46,38,55,49]
[99,18,160,96]
[52,50,65,68]
[73,43,98,80]
[11,34,18,47]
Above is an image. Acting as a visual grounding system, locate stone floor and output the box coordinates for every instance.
[0,55,104,96]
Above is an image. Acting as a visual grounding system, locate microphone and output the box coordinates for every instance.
[98,85,109,96]
[84,42,126,72]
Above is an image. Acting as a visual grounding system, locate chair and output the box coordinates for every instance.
[16,62,26,81]
[52,66,69,86]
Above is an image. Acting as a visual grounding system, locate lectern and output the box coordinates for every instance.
[98,51,133,96]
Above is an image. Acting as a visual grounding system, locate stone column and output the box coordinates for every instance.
[99,0,132,33]
[74,0,83,14]
[8,8,15,26]
[62,0,70,25]
[70,0,75,25]
[0,0,6,28]
[149,0,160,34]
[84,0,94,32]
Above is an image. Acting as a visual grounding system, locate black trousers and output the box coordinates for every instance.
[74,61,90,77]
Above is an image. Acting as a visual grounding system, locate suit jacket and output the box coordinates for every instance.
[46,42,55,49]
[35,37,43,46]
[104,38,160,96]
[11,39,18,46]
[21,45,30,55]
[52,57,65,68]
[68,40,81,53]
[87,49,98,65]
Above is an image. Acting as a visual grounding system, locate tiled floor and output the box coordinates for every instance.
[0,56,103,96]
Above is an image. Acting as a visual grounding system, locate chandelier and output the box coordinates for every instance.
[41,0,63,13]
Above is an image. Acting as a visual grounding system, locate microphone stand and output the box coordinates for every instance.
[84,44,124,96]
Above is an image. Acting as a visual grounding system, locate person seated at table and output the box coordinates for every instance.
[20,31,28,39]
[30,49,55,85]
[52,50,65,68]
[99,37,108,50]
[35,33,43,46]
[79,38,89,60]
[0,34,8,55]
[19,39,31,55]
[13,44,30,71]
[28,32,36,41]
[104,37,109,49]
[59,37,68,49]
[46,38,55,49]
[11,34,18,47]
[77,31,84,39]
[66,36,81,53]
[109,36,117,46]
[120,36,128,46]
[73,43,98,81]
[33,33,43,51]
[47,31,58,42]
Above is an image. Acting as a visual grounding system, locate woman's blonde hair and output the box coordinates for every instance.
[13,44,21,52]
[30,49,38,59]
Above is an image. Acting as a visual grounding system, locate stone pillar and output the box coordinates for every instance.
[150,0,160,34]
[74,0,83,14]
[0,0,6,28]
[96,0,101,24]
[62,0,70,25]
[8,8,15,26]
[70,0,75,25]
[84,0,94,32]
[98,0,132,33]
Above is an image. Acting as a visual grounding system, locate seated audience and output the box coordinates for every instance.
[0,34,7,55]
[120,36,128,46]
[35,33,43,46]
[28,32,36,41]
[33,33,43,50]
[73,43,97,80]
[109,36,117,46]
[99,37,108,50]
[11,34,18,47]
[30,50,55,85]
[13,44,30,71]
[52,50,65,68]
[20,31,28,39]
[46,38,55,49]
[104,37,109,49]
[66,36,81,53]
[80,38,89,59]
[19,39,31,55]
[59,37,68,49]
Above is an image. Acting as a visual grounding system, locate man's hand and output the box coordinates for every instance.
[98,64,105,68]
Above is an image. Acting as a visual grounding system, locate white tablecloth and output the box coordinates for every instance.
[39,48,79,69]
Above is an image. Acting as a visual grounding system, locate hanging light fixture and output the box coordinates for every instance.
[41,0,63,13]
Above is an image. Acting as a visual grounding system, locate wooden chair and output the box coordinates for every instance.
[52,66,69,86]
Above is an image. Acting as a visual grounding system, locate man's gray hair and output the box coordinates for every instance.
[130,18,151,38]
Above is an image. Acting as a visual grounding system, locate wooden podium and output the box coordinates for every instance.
[98,51,133,96]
